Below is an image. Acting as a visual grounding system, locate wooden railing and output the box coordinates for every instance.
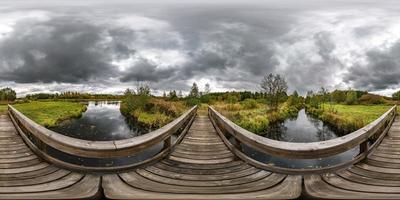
[209,105,397,174]
[8,105,197,172]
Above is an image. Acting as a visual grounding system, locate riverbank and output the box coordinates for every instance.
[0,105,6,114]
[306,104,393,133]
[13,101,87,127]
[120,97,188,129]
[213,100,303,133]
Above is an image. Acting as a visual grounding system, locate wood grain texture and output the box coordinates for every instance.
[0,114,100,200]
[305,116,400,199]
[103,115,301,199]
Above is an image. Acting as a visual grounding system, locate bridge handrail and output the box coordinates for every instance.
[8,104,197,159]
[209,105,396,160]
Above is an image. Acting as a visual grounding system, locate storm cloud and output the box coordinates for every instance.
[0,0,399,96]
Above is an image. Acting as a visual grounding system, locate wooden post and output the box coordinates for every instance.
[164,136,172,152]
[359,141,368,159]
[234,138,243,152]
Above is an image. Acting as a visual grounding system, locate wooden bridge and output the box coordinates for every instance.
[0,104,399,199]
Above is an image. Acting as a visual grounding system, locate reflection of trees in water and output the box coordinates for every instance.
[305,112,339,141]
[262,123,287,141]
[92,101,120,106]
[123,115,149,136]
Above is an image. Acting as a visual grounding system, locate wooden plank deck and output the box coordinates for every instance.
[102,115,302,200]
[0,114,101,200]
[304,116,400,199]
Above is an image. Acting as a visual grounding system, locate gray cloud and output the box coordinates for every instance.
[0,0,399,96]
[120,58,176,82]
[0,17,126,83]
[344,41,400,90]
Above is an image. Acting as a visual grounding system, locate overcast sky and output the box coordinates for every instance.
[0,0,400,97]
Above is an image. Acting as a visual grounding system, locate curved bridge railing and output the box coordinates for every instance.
[209,105,397,174]
[8,105,197,173]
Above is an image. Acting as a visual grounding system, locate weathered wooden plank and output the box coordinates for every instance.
[103,115,301,199]
[145,165,261,181]
[305,115,400,199]
[0,114,101,199]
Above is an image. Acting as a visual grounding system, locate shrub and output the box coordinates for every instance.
[121,96,188,129]
[358,94,385,105]
[185,97,201,106]
[233,112,269,133]
[241,99,258,109]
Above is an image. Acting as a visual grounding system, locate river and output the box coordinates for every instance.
[241,108,359,168]
[50,101,146,141]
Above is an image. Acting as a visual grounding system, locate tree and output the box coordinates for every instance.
[0,87,16,101]
[287,90,303,107]
[178,90,183,98]
[260,73,288,110]
[345,90,358,105]
[168,90,178,100]
[124,88,134,96]
[189,82,200,98]
[204,83,211,95]
[393,90,400,101]
[136,83,151,96]
[319,87,329,102]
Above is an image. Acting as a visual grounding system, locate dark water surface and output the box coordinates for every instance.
[241,109,359,169]
[51,101,147,141]
[262,109,343,142]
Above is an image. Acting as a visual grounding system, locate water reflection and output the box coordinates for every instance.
[246,109,359,168]
[51,101,147,141]
[262,109,343,142]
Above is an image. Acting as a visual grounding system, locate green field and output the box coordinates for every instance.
[324,104,393,124]
[311,104,394,133]
[13,101,87,127]
[0,105,7,114]
[213,100,302,133]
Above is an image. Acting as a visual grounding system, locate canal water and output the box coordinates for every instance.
[50,101,146,141]
[242,108,359,169]
[262,109,343,142]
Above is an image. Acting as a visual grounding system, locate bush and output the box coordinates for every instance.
[233,112,269,133]
[134,110,172,129]
[121,95,188,129]
[185,98,201,106]
[358,94,385,105]
[241,99,258,109]
[0,87,16,101]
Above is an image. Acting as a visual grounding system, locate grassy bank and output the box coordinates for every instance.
[13,101,87,127]
[307,104,393,133]
[0,105,7,114]
[120,96,188,129]
[213,100,303,133]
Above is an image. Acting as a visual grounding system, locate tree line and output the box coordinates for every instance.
[25,92,123,100]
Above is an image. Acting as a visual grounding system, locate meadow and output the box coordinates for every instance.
[212,99,302,133]
[12,101,87,127]
[120,96,188,129]
[0,105,7,114]
[307,104,393,133]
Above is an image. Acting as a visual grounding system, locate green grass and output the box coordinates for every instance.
[213,101,302,133]
[308,104,393,133]
[120,97,188,128]
[323,104,393,124]
[13,101,87,127]
[0,105,7,114]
